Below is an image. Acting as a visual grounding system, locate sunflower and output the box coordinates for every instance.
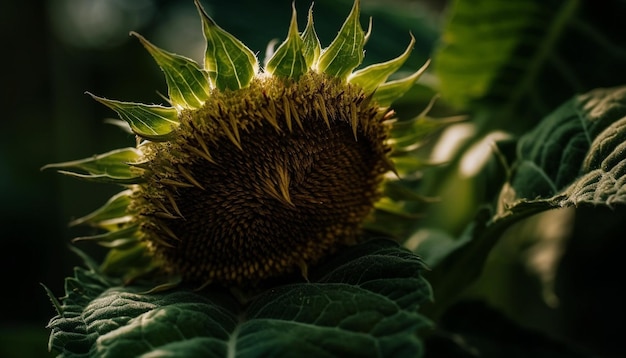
[45,0,432,288]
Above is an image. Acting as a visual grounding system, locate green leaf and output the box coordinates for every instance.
[317,0,365,79]
[372,60,430,107]
[48,239,432,357]
[508,85,626,208]
[88,93,179,141]
[434,0,546,108]
[433,0,626,129]
[42,148,144,184]
[132,32,211,110]
[348,34,415,95]
[424,86,626,318]
[265,4,307,80]
[69,190,133,228]
[301,4,321,69]
[195,0,258,90]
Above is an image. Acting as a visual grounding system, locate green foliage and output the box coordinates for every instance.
[434,0,626,131]
[48,240,432,357]
[511,86,626,207]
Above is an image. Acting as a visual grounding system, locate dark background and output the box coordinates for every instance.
[0,1,442,356]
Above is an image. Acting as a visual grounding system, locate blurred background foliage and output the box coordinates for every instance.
[2,0,625,357]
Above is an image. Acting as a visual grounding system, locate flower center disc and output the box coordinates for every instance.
[139,73,391,285]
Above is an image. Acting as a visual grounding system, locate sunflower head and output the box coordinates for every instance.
[45,0,430,288]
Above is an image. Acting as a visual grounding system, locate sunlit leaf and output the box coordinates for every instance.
[132,32,210,110]
[317,0,365,79]
[373,60,430,107]
[348,34,415,95]
[48,239,432,357]
[195,0,258,90]
[265,4,307,80]
[88,93,179,141]
[301,4,321,69]
[42,148,143,184]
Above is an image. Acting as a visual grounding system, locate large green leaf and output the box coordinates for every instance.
[508,85,626,208]
[433,0,626,130]
[422,86,626,317]
[48,239,432,357]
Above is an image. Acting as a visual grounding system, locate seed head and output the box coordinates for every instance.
[45,0,433,288]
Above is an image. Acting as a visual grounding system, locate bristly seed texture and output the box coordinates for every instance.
[136,73,392,286]
[44,0,433,290]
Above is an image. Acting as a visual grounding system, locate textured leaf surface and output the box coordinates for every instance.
[425,86,626,316]
[507,85,626,209]
[317,0,365,79]
[48,239,432,358]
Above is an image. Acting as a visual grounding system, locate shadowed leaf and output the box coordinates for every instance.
[69,190,133,229]
[48,239,432,357]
